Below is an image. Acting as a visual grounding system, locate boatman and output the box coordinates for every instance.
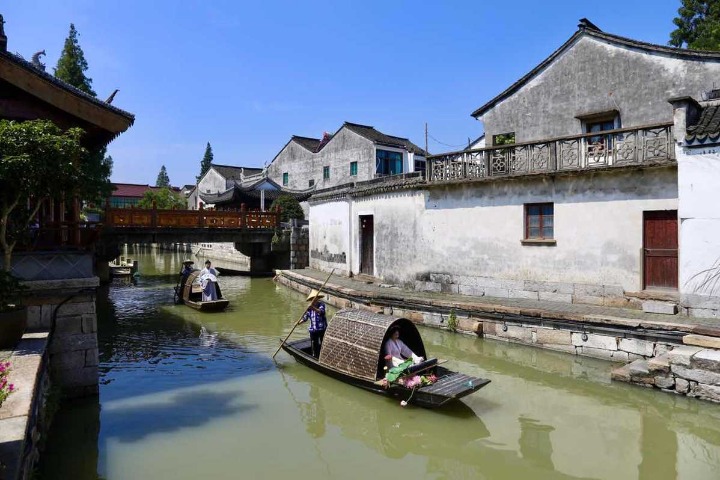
[176,260,195,303]
[299,290,327,358]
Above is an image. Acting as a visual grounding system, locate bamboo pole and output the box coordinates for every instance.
[272,268,335,359]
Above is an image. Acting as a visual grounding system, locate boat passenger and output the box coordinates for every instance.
[299,290,327,358]
[199,260,221,301]
[384,326,424,368]
[180,259,195,282]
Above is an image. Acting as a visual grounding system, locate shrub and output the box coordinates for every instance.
[270,195,304,222]
[0,362,15,407]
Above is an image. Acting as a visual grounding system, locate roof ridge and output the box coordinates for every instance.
[344,121,375,129]
[470,20,720,119]
[1,51,135,121]
[292,135,321,141]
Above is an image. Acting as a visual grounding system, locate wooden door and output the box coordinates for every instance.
[643,210,678,290]
[360,215,374,276]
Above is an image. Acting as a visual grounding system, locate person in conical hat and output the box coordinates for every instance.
[300,289,327,358]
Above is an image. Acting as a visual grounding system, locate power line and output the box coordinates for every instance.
[427,132,468,149]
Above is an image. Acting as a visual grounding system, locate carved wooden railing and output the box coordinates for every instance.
[104,204,280,229]
[427,123,675,182]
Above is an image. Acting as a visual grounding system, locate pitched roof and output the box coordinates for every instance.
[199,178,312,204]
[687,103,720,143]
[111,183,157,198]
[0,51,134,146]
[211,164,264,180]
[292,136,321,152]
[470,18,720,119]
[342,122,428,156]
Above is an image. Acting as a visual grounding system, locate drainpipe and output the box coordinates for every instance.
[347,195,353,275]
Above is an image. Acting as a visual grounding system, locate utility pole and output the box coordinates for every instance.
[425,122,428,155]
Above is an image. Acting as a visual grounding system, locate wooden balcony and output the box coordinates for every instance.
[427,123,675,183]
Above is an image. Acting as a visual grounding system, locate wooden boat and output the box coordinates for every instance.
[177,270,229,312]
[281,309,490,408]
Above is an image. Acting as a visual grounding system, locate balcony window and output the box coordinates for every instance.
[323,166,330,179]
[414,158,426,174]
[350,161,358,176]
[283,172,288,186]
[376,149,403,175]
[525,203,554,240]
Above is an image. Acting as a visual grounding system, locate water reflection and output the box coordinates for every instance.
[36,250,720,480]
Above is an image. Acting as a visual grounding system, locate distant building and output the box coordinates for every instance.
[194,164,263,209]
[109,183,180,208]
[266,122,428,191]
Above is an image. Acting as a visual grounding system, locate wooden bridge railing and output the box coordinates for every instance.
[104,204,281,229]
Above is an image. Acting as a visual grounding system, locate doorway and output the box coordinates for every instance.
[359,215,374,276]
[643,210,678,290]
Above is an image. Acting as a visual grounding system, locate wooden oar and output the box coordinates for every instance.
[272,268,335,359]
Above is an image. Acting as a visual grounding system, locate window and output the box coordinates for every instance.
[350,161,358,176]
[376,149,403,176]
[525,203,554,240]
[579,111,620,154]
[414,158,426,175]
[283,172,288,186]
[308,179,315,187]
[493,132,515,146]
[323,166,330,179]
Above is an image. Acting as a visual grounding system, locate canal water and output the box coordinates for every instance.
[37,250,720,479]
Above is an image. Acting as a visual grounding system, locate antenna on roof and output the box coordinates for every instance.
[578,18,602,32]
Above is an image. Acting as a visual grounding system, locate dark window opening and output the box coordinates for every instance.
[350,161,358,176]
[308,179,315,187]
[525,203,554,239]
[282,172,288,186]
[376,149,403,175]
[323,166,330,179]
[414,158,426,175]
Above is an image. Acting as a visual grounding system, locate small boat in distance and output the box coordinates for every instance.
[176,270,229,312]
[281,309,490,408]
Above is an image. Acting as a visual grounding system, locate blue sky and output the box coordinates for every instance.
[4,1,681,186]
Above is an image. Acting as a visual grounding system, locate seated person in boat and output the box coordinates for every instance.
[299,290,327,358]
[199,260,220,302]
[384,326,424,368]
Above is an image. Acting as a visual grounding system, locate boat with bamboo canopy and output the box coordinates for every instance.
[281,309,490,408]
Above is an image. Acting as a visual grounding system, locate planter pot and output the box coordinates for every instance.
[0,307,27,350]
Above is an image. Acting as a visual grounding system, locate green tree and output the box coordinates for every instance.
[197,142,213,182]
[155,165,170,188]
[670,0,720,50]
[0,120,88,271]
[137,187,186,210]
[270,195,304,222]
[54,23,96,96]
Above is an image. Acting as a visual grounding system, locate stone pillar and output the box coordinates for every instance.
[290,222,309,270]
[24,278,99,398]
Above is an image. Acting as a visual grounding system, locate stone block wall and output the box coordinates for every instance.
[417,273,639,309]
[290,226,309,270]
[24,278,99,398]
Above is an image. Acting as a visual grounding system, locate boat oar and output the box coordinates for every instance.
[272,268,335,360]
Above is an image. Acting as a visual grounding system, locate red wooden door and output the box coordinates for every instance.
[360,215,374,276]
[643,210,678,290]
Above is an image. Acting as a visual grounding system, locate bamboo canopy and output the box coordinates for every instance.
[318,309,427,381]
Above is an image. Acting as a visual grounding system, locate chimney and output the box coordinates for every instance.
[668,96,701,144]
[0,14,7,52]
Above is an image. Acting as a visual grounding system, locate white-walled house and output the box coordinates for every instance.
[307,19,720,317]
[191,164,263,209]
[266,122,428,191]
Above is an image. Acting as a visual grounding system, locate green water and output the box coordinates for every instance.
[37,249,720,479]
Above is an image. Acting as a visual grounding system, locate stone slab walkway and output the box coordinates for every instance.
[280,269,720,338]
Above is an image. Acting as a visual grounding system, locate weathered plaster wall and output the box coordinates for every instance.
[310,168,678,293]
[479,36,720,143]
[267,130,376,190]
[197,168,229,200]
[678,146,720,316]
[309,199,350,272]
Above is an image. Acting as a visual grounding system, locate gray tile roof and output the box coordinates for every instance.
[211,164,263,180]
[292,136,321,152]
[1,51,135,121]
[342,122,429,156]
[687,104,720,142]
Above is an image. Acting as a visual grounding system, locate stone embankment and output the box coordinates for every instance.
[277,268,720,403]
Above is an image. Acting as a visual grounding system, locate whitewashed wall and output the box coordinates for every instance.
[310,168,677,292]
[309,199,351,272]
[678,146,720,314]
